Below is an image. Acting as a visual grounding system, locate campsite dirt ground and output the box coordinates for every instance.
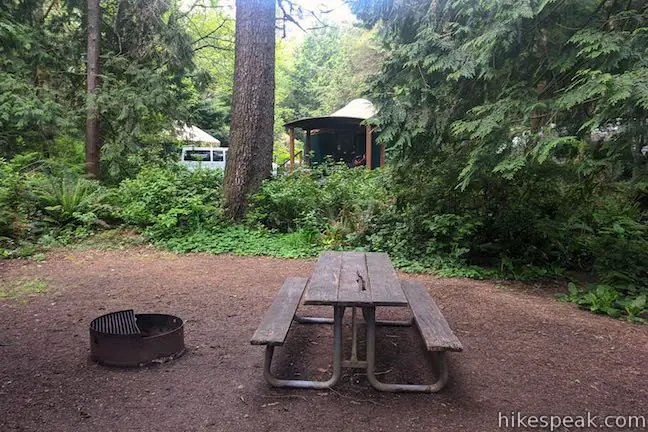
[1,247,646,432]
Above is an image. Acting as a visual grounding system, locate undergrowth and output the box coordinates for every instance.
[158,226,320,258]
[2,159,646,322]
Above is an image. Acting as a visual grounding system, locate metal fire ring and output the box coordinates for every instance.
[90,310,185,367]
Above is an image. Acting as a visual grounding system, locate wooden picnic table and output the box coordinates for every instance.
[251,251,463,393]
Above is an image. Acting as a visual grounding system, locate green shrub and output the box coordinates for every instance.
[0,154,40,242]
[116,165,223,237]
[30,175,113,230]
[1,153,114,254]
[560,282,647,323]
[247,170,322,232]
[572,197,648,289]
[0,170,16,238]
[159,225,320,258]
[247,164,388,247]
[365,207,482,264]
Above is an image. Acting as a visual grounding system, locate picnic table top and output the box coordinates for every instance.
[303,251,408,307]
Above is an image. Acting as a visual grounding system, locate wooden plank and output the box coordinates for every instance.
[250,277,308,346]
[366,253,408,306]
[303,252,342,305]
[305,129,311,167]
[337,252,373,306]
[401,281,463,352]
[288,127,295,174]
[365,125,372,170]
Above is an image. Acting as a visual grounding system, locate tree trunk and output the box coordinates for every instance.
[85,0,101,179]
[223,0,275,220]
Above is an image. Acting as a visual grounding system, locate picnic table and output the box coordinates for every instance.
[250,251,463,393]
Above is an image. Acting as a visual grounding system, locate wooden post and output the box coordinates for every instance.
[380,142,385,167]
[305,130,311,168]
[288,127,295,174]
[365,125,372,170]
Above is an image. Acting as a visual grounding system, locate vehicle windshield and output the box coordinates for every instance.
[183,150,211,162]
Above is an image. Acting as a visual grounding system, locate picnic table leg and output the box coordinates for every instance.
[262,306,344,389]
[350,307,358,362]
[364,307,448,393]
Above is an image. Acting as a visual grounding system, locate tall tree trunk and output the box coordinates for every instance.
[85,0,101,179]
[223,0,275,220]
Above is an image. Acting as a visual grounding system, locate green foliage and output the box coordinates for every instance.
[159,226,319,259]
[187,4,235,145]
[0,6,76,156]
[280,25,380,120]
[93,0,222,181]
[247,164,543,278]
[0,154,46,246]
[620,295,648,322]
[3,0,648,326]
[347,0,648,319]
[561,282,647,323]
[31,176,112,229]
[247,164,388,246]
[96,56,192,181]
[274,24,382,161]
[0,153,116,256]
[570,195,648,288]
[116,165,223,237]
[0,158,22,238]
[0,0,235,180]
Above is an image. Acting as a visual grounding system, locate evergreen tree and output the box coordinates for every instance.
[350,0,648,185]
[0,0,234,181]
[223,0,275,220]
[85,0,101,178]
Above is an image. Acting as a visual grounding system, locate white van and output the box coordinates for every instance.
[180,147,228,171]
[180,146,279,175]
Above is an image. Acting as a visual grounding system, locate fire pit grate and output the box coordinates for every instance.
[90,309,140,335]
[90,310,185,367]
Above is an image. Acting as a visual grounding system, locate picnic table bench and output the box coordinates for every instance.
[250,252,463,392]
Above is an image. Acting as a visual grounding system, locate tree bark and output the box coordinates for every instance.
[85,0,101,179]
[223,0,275,220]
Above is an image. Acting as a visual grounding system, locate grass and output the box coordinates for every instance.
[0,277,48,302]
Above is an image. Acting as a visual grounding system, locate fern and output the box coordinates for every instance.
[569,29,627,60]
[532,136,581,164]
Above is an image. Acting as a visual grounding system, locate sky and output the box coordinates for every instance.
[184,0,357,39]
[287,0,356,28]
[281,0,357,39]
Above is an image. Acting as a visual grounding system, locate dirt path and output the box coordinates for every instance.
[1,248,646,431]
